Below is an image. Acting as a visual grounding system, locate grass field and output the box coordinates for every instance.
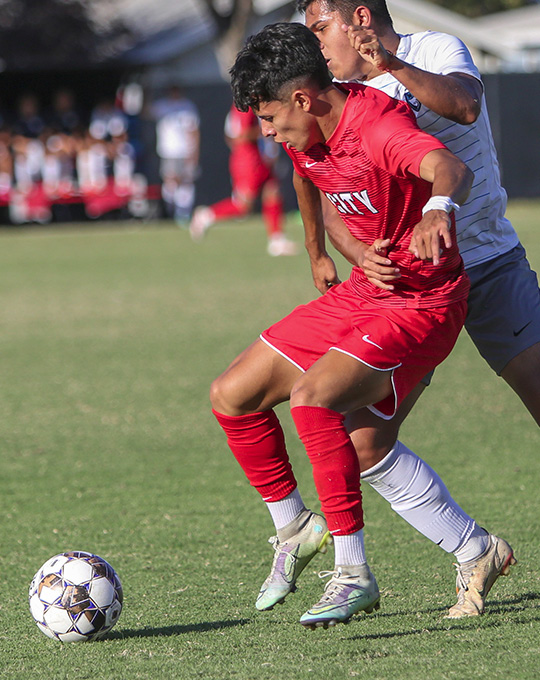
[1,200,539,680]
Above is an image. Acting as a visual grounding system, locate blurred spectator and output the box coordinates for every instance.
[150,85,200,224]
[11,97,51,223]
[116,82,146,174]
[42,130,77,199]
[0,86,206,225]
[47,88,82,135]
[76,127,109,193]
[12,93,46,139]
[0,127,12,199]
[76,102,137,219]
[89,98,128,142]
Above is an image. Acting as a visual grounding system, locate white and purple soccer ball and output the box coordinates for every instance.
[29,551,123,642]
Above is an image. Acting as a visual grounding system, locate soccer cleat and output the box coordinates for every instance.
[255,512,332,611]
[189,206,214,241]
[446,534,516,618]
[300,565,380,629]
[267,235,299,257]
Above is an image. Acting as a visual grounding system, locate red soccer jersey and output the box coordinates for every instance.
[285,83,469,309]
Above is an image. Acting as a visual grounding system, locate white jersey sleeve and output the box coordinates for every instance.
[365,31,519,269]
[416,31,481,79]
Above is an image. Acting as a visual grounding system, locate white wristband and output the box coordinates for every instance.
[422,196,461,216]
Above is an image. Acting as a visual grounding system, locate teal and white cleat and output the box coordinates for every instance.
[256,512,332,611]
[300,565,380,629]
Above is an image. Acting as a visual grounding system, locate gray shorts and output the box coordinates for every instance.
[465,243,540,374]
[422,243,540,385]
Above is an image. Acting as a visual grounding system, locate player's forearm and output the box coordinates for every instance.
[293,172,327,258]
[420,149,473,207]
[384,59,482,125]
[431,162,473,208]
[324,199,366,266]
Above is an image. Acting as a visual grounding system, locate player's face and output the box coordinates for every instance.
[305,0,370,81]
[255,98,320,153]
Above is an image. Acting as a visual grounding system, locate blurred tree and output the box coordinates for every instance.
[430,0,535,18]
[0,0,132,71]
[202,0,254,79]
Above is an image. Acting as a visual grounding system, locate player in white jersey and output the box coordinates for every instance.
[296,0,533,617]
[151,86,200,223]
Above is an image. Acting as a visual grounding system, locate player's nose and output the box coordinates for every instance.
[260,120,276,138]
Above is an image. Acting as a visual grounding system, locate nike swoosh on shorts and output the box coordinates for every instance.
[362,334,383,350]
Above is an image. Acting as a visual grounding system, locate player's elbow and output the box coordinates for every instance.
[458,99,481,125]
[458,162,475,204]
[464,161,474,187]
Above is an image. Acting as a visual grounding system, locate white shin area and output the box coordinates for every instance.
[361,441,489,562]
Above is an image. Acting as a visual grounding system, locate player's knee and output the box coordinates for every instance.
[289,377,324,409]
[210,373,241,415]
[233,195,254,215]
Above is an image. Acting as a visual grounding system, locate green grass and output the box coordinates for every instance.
[0,202,539,679]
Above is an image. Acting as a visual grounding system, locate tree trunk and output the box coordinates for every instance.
[203,0,254,80]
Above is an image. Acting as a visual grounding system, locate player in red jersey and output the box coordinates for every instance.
[210,22,472,628]
[296,0,518,620]
[189,104,298,256]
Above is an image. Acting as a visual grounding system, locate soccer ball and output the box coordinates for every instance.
[29,551,123,642]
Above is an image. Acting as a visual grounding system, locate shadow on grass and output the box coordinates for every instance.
[106,593,539,641]
[369,590,540,620]
[480,591,540,614]
[107,618,251,640]
[346,592,540,641]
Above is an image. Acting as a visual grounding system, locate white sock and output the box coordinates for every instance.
[265,488,306,532]
[453,524,490,564]
[361,441,489,560]
[333,529,366,567]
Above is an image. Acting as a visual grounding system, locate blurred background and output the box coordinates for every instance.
[0,0,538,225]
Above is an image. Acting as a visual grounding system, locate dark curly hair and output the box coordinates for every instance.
[230,22,332,112]
[295,0,392,27]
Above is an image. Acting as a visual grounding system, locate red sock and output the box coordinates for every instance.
[211,197,247,221]
[262,195,283,237]
[290,405,363,535]
[212,409,297,501]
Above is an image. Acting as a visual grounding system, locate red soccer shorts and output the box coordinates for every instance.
[261,278,466,418]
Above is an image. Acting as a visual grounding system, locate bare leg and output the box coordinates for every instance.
[290,348,393,413]
[210,338,300,416]
[346,383,425,470]
[500,341,540,426]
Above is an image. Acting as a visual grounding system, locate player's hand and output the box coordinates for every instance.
[341,24,394,71]
[409,210,452,265]
[360,238,400,291]
[310,253,341,294]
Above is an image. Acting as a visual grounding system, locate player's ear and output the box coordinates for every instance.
[352,6,372,27]
[292,89,312,112]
